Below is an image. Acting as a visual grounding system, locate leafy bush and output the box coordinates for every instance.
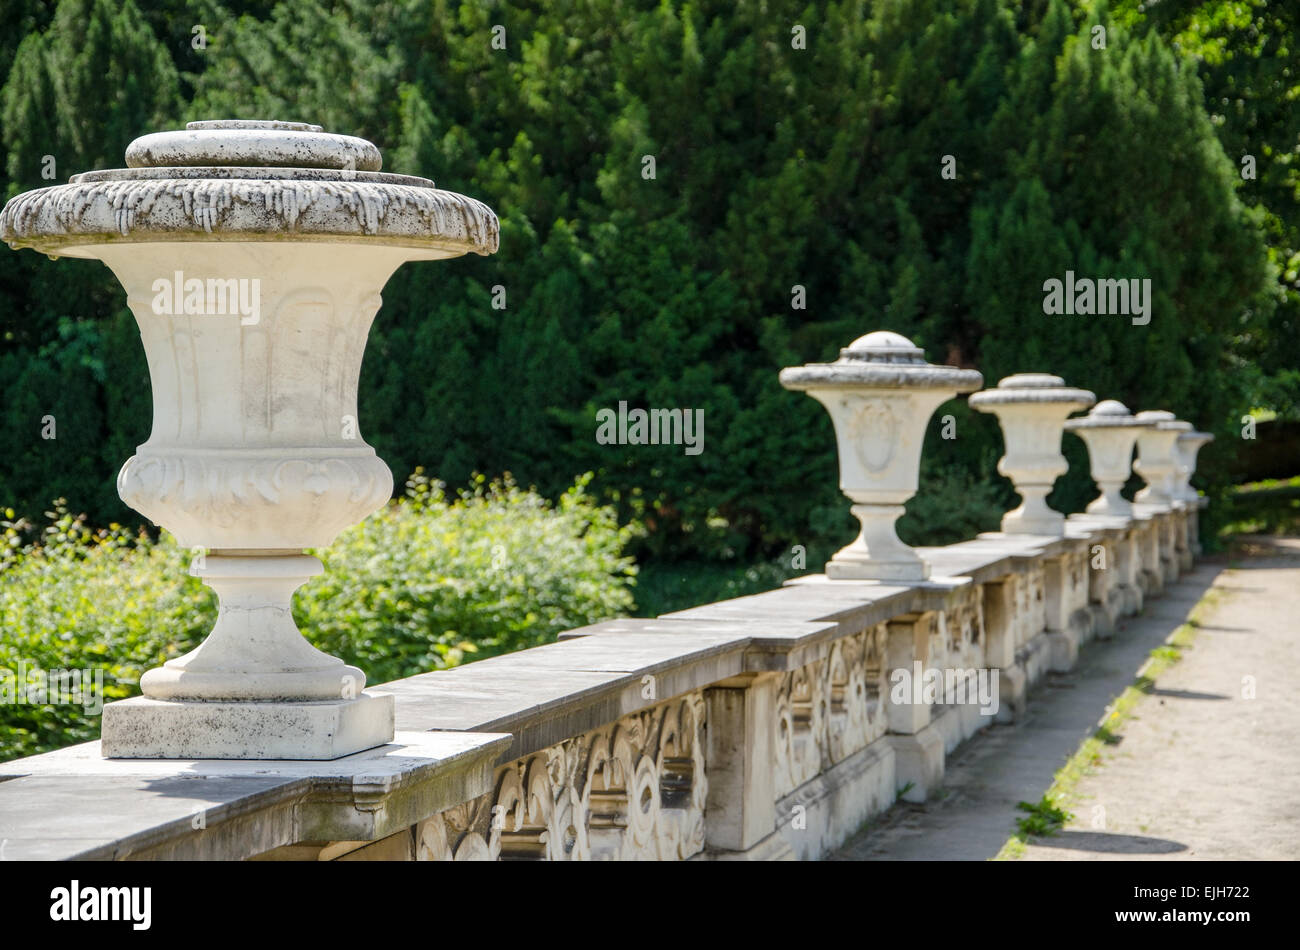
[298,470,641,683]
[0,473,639,762]
[0,503,211,762]
[1217,476,1300,539]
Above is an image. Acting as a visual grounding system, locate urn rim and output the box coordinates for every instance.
[0,119,499,257]
[779,330,983,392]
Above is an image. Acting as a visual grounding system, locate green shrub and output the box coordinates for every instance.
[0,473,639,762]
[0,503,212,762]
[297,470,642,683]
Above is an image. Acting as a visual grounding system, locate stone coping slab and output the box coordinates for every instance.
[1063,519,1129,541]
[663,581,968,670]
[561,612,883,675]
[1133,502,1182,517]
[779,574,979,612]
[559,581,978,674]
[664,581,917,631]
[911,545,1027,583]
[0,730,510,860]
[911,529,1105,581]
[557,617,835,641]
[1066,512,1135,529]
[971,531,1077,555]
[384,631,752,762]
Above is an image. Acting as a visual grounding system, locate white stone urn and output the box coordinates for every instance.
[1063,400,1154,517]
[1174,430,1215,503]
[0,120,499,759]
[1133,411,1193,507]
[969,374,1095,536]
[779,331,982,580]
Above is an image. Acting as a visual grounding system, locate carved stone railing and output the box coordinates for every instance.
[0,499,1197,860]
[0,336,1209,860]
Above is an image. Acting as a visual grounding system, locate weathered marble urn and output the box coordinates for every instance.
[969,374,1095,536]
[1,120,499,758]
[779,331,982,581]
[1133,411,1193,507]
[1174,430,1215,503]
[1064,399,1154,517]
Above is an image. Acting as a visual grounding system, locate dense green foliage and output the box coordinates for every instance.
[1116,0,1300,418]
[0,0,1292,569]
[0,475,637,761]
[0,503,207,761]
[1219,475,1300,537]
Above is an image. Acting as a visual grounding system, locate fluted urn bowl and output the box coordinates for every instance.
[1,120,498,750]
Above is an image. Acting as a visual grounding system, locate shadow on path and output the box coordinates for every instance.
[1029,830,1187,855]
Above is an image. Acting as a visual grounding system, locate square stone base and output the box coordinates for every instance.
[996,667,1026,724]
[887,726,945,802]
[101,692,394,760]
[1046,629,1078,672]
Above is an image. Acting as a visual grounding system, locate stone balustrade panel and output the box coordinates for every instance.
[773,624,889,800]
[415,691,709,861]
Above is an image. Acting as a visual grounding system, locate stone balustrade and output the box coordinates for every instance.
[0,329,1209,861]
[0,101,1213,864]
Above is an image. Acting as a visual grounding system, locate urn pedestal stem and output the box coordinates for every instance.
[139,554,366,702]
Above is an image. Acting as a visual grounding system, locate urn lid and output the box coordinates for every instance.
[123,120,383,172]
[1064,398,1152,429]
[778,330,983,392]
[969,373,1096,409]
[1134,410,1193,432]
[0,119,498,258]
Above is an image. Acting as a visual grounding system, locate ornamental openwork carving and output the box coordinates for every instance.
[416,692,708,861]
[773,624,889,799]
